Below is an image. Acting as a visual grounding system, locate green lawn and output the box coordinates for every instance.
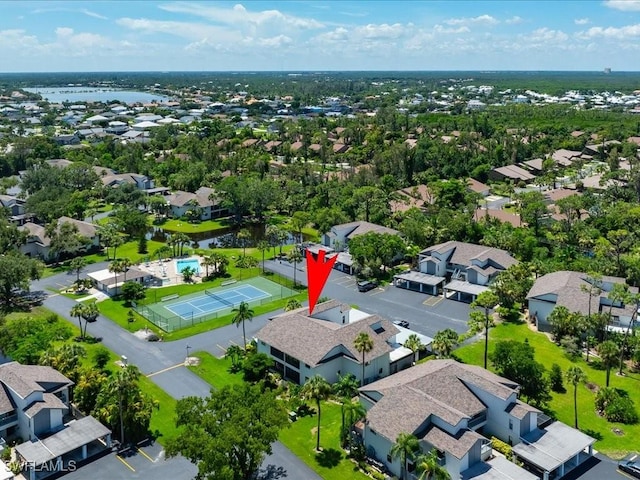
[186,352,244,390]
[279,401,369,480]
[154,217,231,234]
[455,321,640,458]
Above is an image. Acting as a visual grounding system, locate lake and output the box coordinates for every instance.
[23,87,171,104]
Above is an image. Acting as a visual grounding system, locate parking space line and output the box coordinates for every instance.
[146,363,183,378]
[116,455,136,472]
[369,289,385,296]
[137,447,155,463]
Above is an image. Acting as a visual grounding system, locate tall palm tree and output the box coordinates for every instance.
[173,232,191,256]
[354,332,374,386]
[390,432,420,480]
[231,301,254,348]
[287,246,303,287]
[301,375,332,451]
[237,228,251,257]
[70,303,87,338]
[201,254,215,278]
[81,302,100,339]
[343,398,366,448]
[598,340,620,387]
[109,259,125,294]
[415,449,451,480]
[403,334,424,364]
[468,290,499,369]
[565,366,587,429]
[120,258,133,283]
[333,373,360,446]
[257,240,270,273]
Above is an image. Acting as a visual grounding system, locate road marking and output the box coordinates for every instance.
[423,296,443,307]
[137,447,155,463]
[116,455,136,472]
[369,289,385,296]
[217,344,227,353]
[146,363,183,377]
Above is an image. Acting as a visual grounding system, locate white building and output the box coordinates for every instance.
[359,359,595,480]
[256,300,421,385]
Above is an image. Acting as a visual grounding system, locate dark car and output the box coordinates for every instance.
[357,280,378,292]
[619,454,640,478]
[393,320,410,328]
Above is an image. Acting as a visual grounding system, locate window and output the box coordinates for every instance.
[270,346,284,360]
[285,353,300,369]
[378,368,383,374]
[387,454,392,462]
[305,363,310,368]
[370,429,377,435]
[509,419,513,430]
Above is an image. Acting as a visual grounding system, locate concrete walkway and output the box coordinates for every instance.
[33,263,321,480]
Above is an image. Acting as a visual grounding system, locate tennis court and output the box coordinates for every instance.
[133,276,298,332]
[166,285,270,320]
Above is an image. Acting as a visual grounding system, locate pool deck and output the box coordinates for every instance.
[136,255,204,285]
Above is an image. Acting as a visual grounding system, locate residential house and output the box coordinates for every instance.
[52,133,80,146]
[88,266,158,296]
[466,178,490,197]
[322,221,402,274]
[0,194,28,225]
[0,362,111,480]
[489,165,536,184]
[165,186,228,221]
[390,185,434,213]
[359,359,595,480]
[527,271,638,332]
[256,300,424,385]
[100,173,154,190]
[394,241,516,302]
[19,217,99,260]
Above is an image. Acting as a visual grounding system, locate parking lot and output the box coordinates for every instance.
[62,442,197,480]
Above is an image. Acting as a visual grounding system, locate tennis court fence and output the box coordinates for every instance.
[132,276,298,333]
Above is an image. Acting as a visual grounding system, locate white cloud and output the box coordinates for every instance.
[434,24,470,34]
[575,18,590,25]
[31,7,108,20]
[505,16,523,25]
[55,27,74,37]
[81,9,108,20]
[603,0,640,11]
[579,23,640,39]
[116,17,238,42]
[527,27,569,43]
[445,15,499,27]
[355,23,408,39]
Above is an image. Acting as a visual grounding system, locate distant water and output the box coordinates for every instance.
[23,87,170,104]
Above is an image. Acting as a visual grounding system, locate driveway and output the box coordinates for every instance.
[33,264,322,480]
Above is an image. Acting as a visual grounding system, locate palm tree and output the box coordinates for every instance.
[81,302,99,338]
[390,432,420,480]
[287,246,303,287]
[120,258,133,283]
[224,344,245,371]
[210,252,229,276]
[333,373,360,446]
[173,232,191,256]
[257,240,270,273]
[108,259,125,294]
[415,449,451,480]
[69,256,87,283]
[598,340,620,387]
[284,298,302,312]
[354,332,374,386]
[70,303,87,338]
[237,228,251,257]
[343,398,366,448]
[432,329,459,359]
[231,301,254,348]
[403,334,424,364]
[301,375,332,451]
[468,290,499,369]
[565,366,587,429]
[202,254,215,278]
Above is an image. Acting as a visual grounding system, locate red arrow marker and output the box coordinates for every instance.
[306,249,337,315]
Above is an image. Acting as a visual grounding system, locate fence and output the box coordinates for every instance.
[133,275,298,333]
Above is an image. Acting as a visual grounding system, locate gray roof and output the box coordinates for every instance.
[423,425,486,459]
[0,362,73,399]
[513,421,595,472]
[0,383,15,415]
[361,360,519,442]
[393,270,446,286]
[15,416,110,466]
[527,271,636,317]
[493,165,536,181]
[258,310,397,368]
[420,241,517,271]
[505,400,540,420]
[328,221,400,240]
[445,280,489,296]
[23,392,67,418]
[461,455,538,480]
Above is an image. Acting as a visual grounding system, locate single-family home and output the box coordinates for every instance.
[100,173,154,190]
[256,300,425,385]
[489,165,536,184]
[466,178,490,197]
[0,362,111,480]
[394,241,516,302]
[359,359,595,480]
[527,271,638,332]
[322,221,400,253]
[19,217,99,260]
[389,185,434,213]
[0,194,28,225]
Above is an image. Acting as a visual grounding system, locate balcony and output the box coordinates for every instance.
[468,411,487,429]
[0,413,18,428]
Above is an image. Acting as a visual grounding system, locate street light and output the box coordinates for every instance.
[186,344,191,360]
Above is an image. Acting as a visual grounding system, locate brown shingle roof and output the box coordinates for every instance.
[420,241,517,270]
[506,400,540,420]
[423,425,486,459]
[0,383,15,414]
[257,312,397,367]
[23,392,68,418]
[0,362,73,399]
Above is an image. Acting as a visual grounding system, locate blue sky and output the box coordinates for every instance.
[1,0,640,72]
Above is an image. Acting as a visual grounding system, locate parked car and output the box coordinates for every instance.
[619,453,640,478]
[357,280,378,292]
[393,320,410,328]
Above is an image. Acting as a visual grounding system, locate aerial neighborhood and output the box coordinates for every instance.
[0,69,640,480]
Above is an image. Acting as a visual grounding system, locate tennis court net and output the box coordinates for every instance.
[204,289,234,307]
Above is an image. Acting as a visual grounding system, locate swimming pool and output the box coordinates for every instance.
[176,258,201,274]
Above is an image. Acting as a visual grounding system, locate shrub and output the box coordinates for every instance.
[560,337,581,360]
[92,346,111,370]
[491,436,513,460]
[549,364,564,392]
[371,471,386,480]
[595,388,639,424]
